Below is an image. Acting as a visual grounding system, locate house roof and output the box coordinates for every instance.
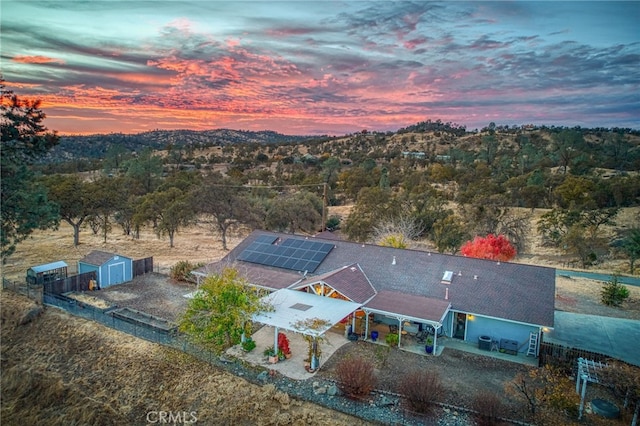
[79,250,130,266]
[193,260,302,290]
[219,230,556,328]
[252,289,362,336]
[30,260,68,273]
[293,263,376,304]
[365,290,451,324]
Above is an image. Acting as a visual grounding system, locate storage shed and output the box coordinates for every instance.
[78,250,133,288]
[26,261,68,285]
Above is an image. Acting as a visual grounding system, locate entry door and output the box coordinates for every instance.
[454,312,467,339]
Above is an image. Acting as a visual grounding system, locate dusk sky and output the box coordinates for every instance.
[2,1,639,136]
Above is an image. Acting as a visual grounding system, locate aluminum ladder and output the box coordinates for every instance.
[526,332,539,357]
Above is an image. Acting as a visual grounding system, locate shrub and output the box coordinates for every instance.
[241,338,256,352]
[472,393,505,426]
[399,370,445,415]
[385,332,399,347]
[601,275,630,307]
[335,356,377,399]
[326,215,341,231]
[277,332,291,355]
[170,260,204,283]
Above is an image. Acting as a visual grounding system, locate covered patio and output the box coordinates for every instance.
[361,290,451,355]
[251,289,361,371]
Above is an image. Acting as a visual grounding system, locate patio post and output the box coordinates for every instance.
[351,314,356,336]
[364,311,369,340]
[397,318,403,347]
[274,327,279,354]
[433,325,438,355]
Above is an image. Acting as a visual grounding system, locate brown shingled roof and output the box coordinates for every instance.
[366,290,451,323]
[213,230,557,328]
[79,250,129,266]
[193,260,302,290]
[294,264,376,304]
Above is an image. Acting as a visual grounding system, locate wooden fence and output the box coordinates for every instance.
[44,271,96,295]
[133,257,154,277]
[539,341,611,373]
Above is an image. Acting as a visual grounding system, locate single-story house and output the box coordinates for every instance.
[78,250,133,288]
[194,230,555,357]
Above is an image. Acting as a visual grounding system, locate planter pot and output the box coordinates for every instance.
[285,353,292,359]
[425,345,434,354]
[370,331,378,341]
[268,355,278,364]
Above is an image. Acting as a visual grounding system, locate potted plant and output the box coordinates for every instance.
[385,332,399,348]
[425,336,434,354]
[241,337,256,352]
[263,346,278,364]
[277,332,292,359]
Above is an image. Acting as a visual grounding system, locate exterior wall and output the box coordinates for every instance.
[101,256,133,287]
[447,311,540,353]
[78,263,99,279]
[78,257,133,288]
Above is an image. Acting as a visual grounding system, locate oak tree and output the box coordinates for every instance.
[1,83,59,261]
[179,268,270,353]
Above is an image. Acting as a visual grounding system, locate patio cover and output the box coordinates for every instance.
[363,290,452,325]
[252,289,361,337]
[30,261,68,273]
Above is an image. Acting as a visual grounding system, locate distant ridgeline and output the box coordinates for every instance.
[43,129,312,163]
[38,124,640,166]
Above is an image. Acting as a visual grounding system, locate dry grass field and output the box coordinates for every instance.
[3,206,639,318]
[0,291,367,426]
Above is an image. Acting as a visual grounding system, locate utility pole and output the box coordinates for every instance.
[322,182,328,232]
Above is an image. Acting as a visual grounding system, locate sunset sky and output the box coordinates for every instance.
[2,1,639,136]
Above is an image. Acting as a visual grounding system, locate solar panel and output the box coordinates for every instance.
[255,235,279,244]
[237,236,334,272]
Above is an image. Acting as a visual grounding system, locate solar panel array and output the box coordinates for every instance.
[237,235,334,272]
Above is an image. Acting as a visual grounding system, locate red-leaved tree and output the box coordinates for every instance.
[460,234,516,261]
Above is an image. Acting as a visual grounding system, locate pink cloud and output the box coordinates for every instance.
[12,55,64,64]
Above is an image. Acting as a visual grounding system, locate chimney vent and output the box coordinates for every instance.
[473,275,478,280]
[392,256,396,265]
[445,287,449,300]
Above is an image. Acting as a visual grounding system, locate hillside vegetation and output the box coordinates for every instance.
[25,121,639,276]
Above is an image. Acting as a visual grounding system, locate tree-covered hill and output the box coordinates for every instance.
[43,129,313,163]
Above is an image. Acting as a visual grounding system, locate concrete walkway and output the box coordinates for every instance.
[544,311,640,366]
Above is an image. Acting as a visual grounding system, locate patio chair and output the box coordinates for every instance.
[415,330,427,343]
[388,324,398,334]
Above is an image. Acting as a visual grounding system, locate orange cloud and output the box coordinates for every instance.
[12,55,65,64]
